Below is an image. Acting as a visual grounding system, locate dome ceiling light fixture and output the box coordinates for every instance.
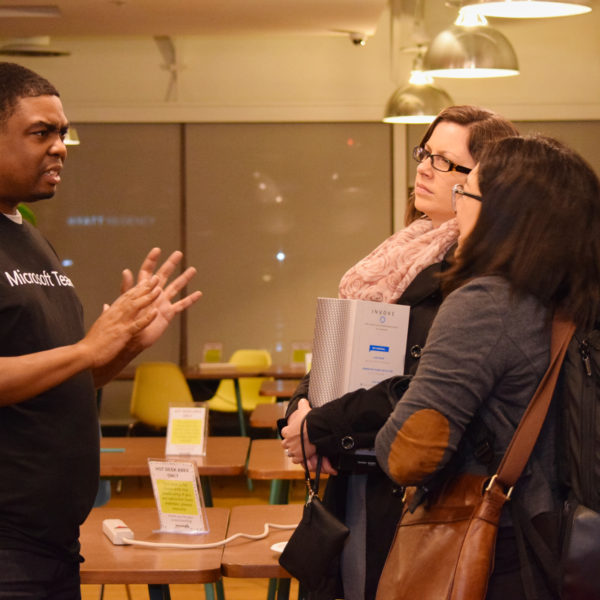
[423,10,519,78]
[64,127,80,146]
[460,0,592,18]
[383,49,454,124]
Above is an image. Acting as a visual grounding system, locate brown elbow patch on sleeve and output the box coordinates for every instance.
[387,409,450,484]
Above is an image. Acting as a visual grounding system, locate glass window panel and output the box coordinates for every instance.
[185,123,392,364]
[32,123,182,362]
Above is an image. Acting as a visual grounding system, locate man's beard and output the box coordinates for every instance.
[29,191,56,202]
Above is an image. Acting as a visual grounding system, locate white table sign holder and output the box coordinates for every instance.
[148,458,209,534]
[165,402,208,456]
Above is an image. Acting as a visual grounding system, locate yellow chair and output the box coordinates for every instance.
[206,349,276,436]
[129,362,194,431]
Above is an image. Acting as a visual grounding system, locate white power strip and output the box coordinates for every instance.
[102,519,135,545]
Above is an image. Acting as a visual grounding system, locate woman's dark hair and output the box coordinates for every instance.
[0,62,59,128]
[444,134,600,330]
[406,105,519,225]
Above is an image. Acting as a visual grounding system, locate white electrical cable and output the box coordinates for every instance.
[119,522,297,549]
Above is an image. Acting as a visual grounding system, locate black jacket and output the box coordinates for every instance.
[285,252,454,600]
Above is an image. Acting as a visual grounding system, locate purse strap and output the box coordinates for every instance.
[495,314,576,488]
[300,414,323,499]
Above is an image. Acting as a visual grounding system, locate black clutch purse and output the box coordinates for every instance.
[279,416,350,591]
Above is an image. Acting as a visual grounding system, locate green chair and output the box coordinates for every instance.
[206,349,276,436]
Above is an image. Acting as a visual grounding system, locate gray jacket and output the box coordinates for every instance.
[375,275,558,523]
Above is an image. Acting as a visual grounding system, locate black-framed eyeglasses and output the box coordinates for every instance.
[452,184,483,212]
[413,146,472,175]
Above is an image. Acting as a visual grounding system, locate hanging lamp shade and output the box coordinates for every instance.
[64,127,80,146]
[423,12,519,78]
[460,1,591,18]
[383,71,453,123]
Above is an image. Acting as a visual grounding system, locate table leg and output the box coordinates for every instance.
[234,377,255,492]
[148,584,171,600]
[204,583,215,600]
[267,578,277,600]
[267,577,291,600]
[269,480,289,504]
[216,580,226,600]
[276,578,291,600]
[233,378,246,437]
[200,475,213,507]
[202,580,225,600]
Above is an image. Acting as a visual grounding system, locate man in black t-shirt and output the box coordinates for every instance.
[0,62,202,599]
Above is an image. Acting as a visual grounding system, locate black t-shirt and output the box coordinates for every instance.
[0,215,98,560]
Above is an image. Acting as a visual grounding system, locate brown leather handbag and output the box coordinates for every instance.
[375,316,575,600]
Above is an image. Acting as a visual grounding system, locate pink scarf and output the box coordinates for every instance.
[338,218,459,303]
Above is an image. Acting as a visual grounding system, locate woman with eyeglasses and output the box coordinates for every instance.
[375,134,600,599]
[281,106,518,600]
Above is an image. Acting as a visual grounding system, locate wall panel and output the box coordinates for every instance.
[185,122,392,364]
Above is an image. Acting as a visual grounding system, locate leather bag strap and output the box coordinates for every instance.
[496,314,576,487]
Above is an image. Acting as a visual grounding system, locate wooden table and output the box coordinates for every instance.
[80,506,229,599]
[101,436,250,507]
[259,380,300,398]
[221,504,302,578]
[246,439,306,481]
[250,402,288,429]
[100,436,250,477]
[115,364,306,381]
[222,504,303,600]
[262,365,306,379]
[247,439,315,504]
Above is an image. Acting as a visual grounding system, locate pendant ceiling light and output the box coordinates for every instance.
[460,1,591,18]
[383,51,453,123]
[423,11,519,78]
[64,128,80,146]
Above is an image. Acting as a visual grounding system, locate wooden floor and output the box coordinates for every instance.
[81,474,305,600]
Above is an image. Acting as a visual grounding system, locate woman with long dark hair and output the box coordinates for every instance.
[375,134,600,598]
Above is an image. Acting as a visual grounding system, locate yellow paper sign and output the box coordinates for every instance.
[148,459,208,533]
[165,404,208,456]
[156,479,198,515]
[170,418,204,445]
